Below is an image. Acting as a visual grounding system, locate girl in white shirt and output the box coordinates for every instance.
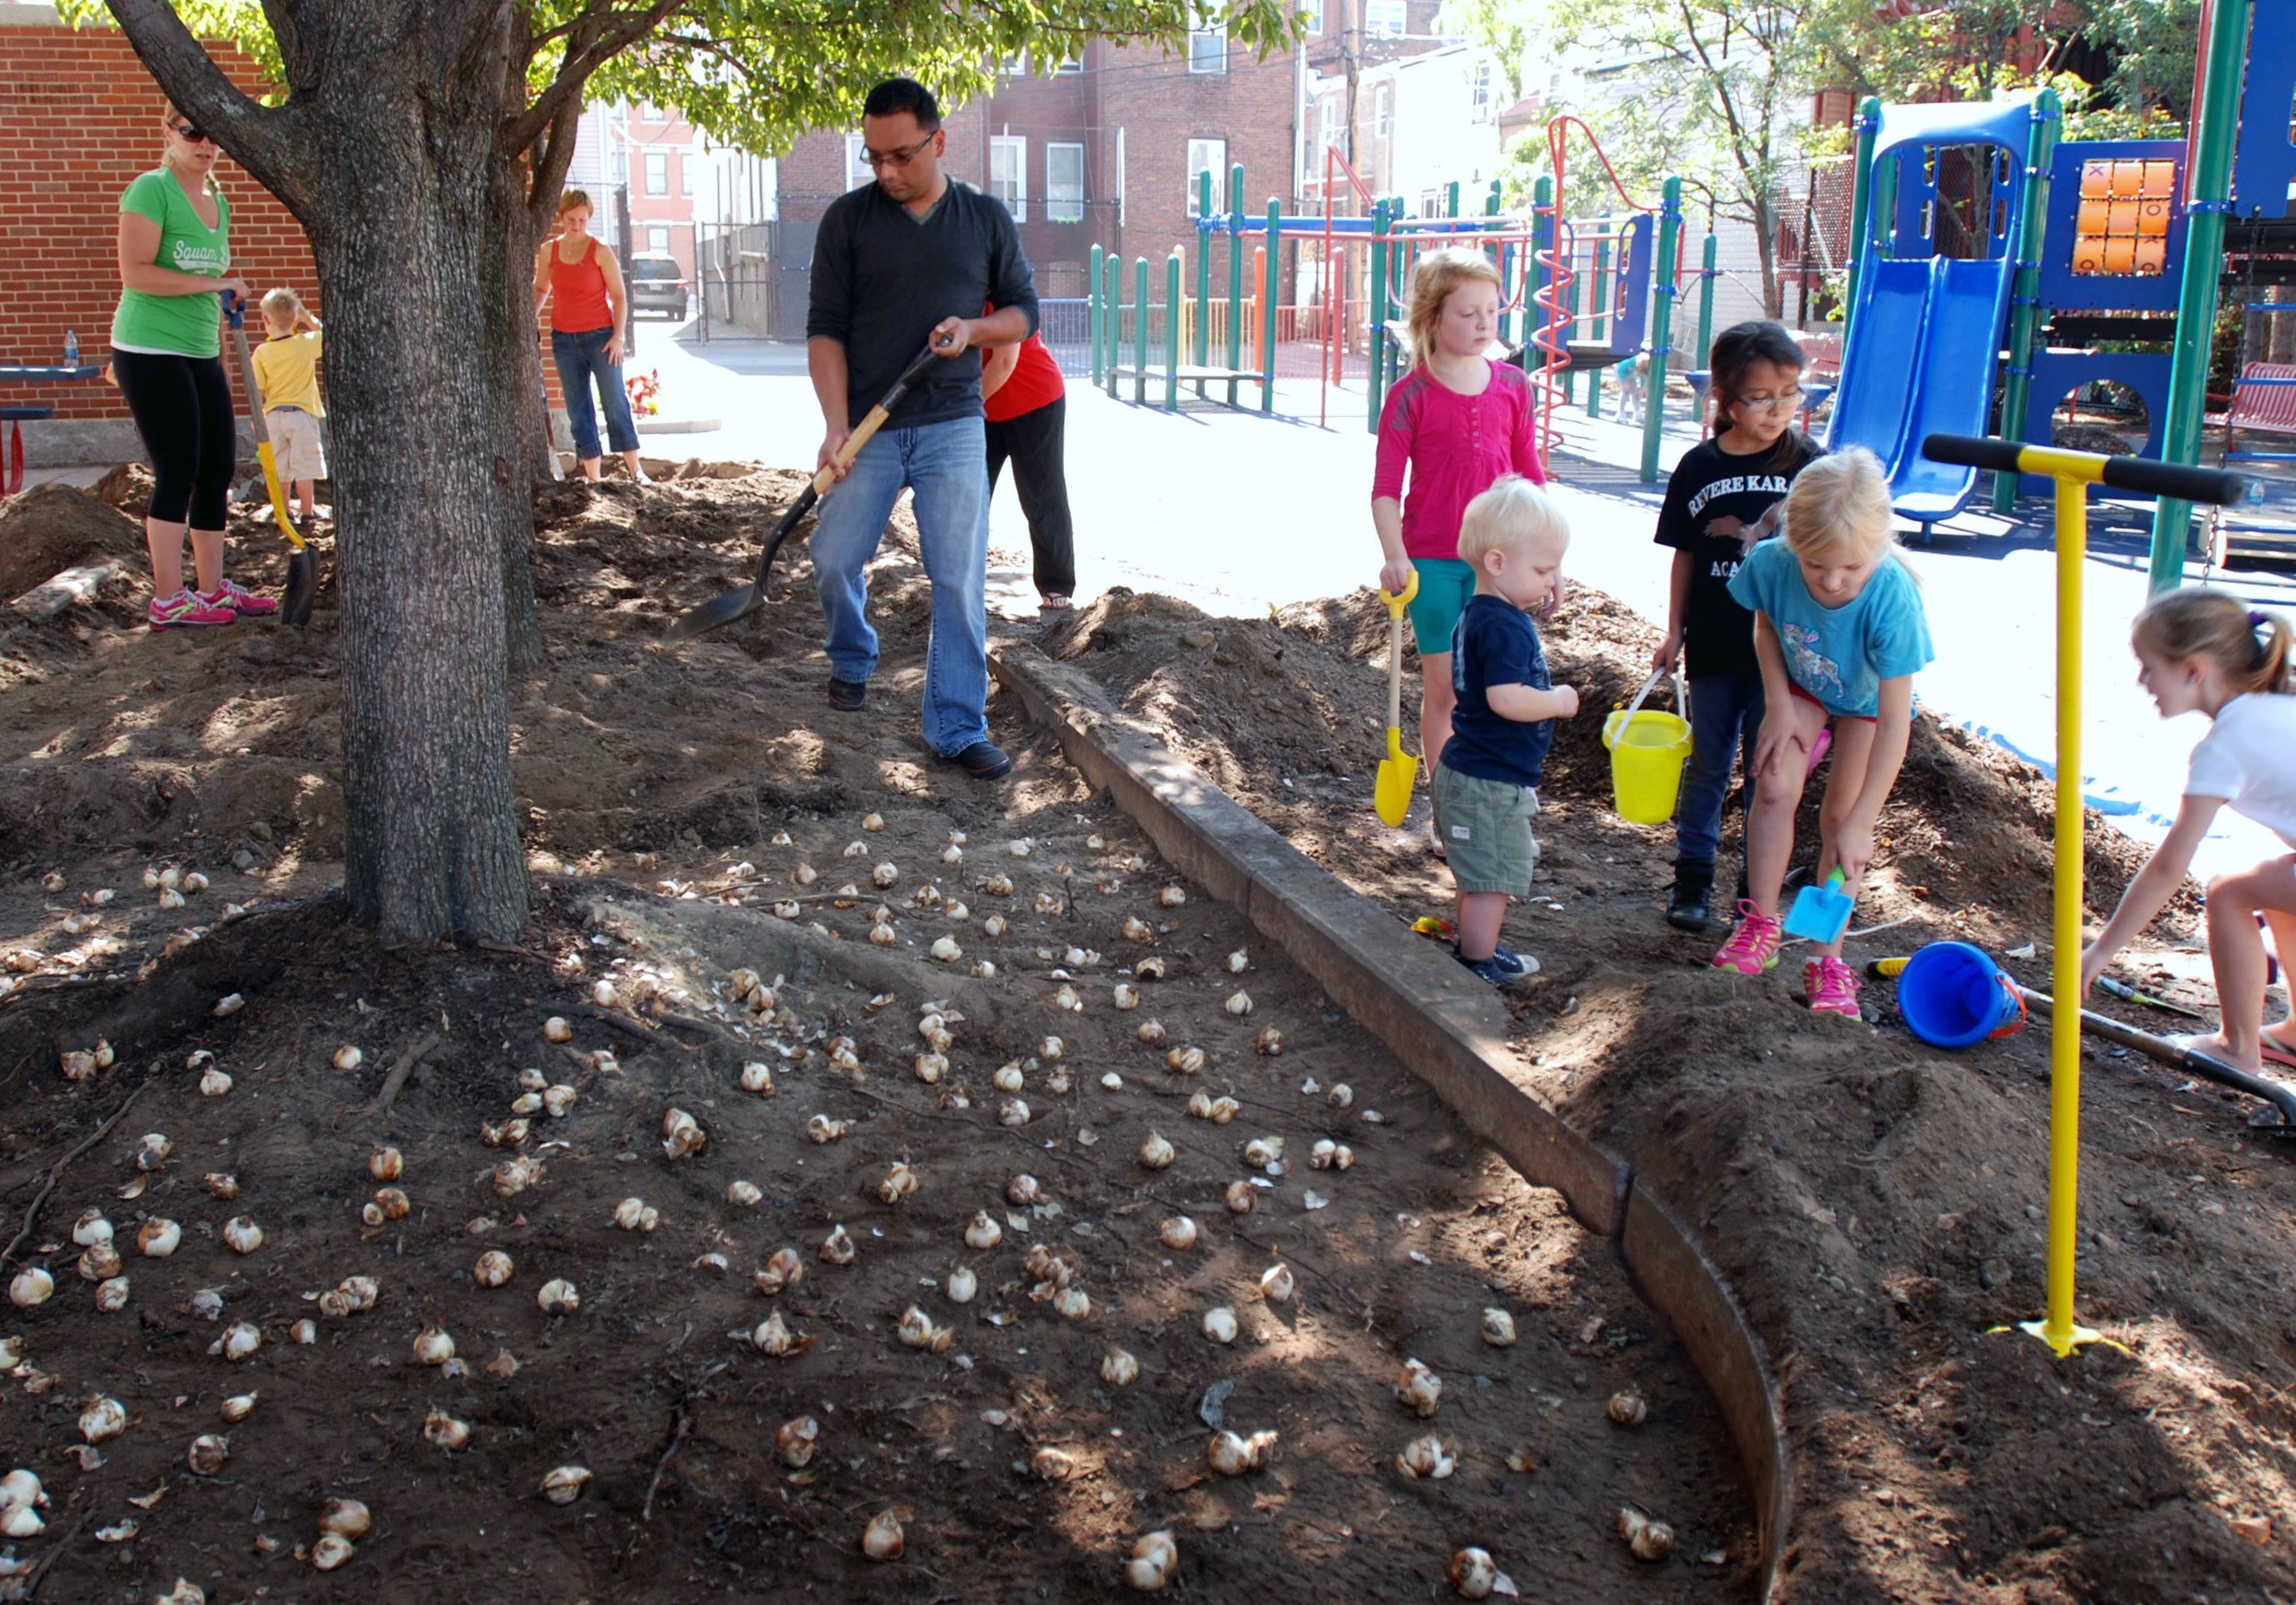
[2083,588,2296,1075]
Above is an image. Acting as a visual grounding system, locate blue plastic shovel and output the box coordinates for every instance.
[1781,869,1854,943]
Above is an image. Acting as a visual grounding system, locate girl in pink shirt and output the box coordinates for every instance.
[1373,251,1546,851]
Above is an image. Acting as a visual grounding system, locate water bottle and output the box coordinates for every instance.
[63,330,78,367]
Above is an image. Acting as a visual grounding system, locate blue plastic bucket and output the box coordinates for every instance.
[1897,941,2027,1050]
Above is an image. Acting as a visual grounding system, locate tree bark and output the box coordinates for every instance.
[301,9,530,942]
[485,154,546,674]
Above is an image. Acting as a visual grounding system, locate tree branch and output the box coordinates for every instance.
[103,0,305,201]
[503,0,690,154]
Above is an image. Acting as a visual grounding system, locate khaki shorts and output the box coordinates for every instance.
[266,408,327,483]
[1432,763,1540,896]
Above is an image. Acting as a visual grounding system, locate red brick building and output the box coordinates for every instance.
[0,3,320,443]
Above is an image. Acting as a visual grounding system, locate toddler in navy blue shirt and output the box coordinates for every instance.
[1433,476,1583,985]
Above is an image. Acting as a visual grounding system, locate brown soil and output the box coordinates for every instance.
[1040,586,2296,1602]
[0,472,1755,1601]
[0,484,146,602]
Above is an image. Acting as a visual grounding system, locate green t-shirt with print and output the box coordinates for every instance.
[110,169,231,359]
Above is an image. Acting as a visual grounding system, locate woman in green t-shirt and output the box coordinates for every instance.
[110,103,271,630]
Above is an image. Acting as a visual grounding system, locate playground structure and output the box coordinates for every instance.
[1082,137,1714,484]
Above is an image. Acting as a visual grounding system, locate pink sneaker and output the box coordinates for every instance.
[1710,901,1781,975]
[148,589,236,630]
[1805,954,1862,1019]
[200,577,278,616]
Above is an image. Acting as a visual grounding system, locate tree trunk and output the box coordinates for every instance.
[1752,192,1781,319]
[305,63,530,942]
[485,156,546,674]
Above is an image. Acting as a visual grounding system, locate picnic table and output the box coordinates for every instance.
[0,362,103,493]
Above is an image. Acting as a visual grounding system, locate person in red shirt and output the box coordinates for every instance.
[981,321,1075,609]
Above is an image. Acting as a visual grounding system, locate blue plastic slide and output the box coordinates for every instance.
[1827,99,2044,526]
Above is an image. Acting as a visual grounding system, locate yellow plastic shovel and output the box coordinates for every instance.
[1374,570,1420,827]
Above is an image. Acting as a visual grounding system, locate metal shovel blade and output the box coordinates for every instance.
[1781,869,1853,943]
[1375,729,1416,828]
[282,541,318,627]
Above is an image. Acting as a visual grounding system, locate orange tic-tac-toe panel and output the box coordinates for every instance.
[2073,159,2172,275]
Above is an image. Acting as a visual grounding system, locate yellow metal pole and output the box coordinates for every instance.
[2020,468,2102,1358]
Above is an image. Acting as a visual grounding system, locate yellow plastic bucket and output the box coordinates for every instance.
[1601,672,1692,825]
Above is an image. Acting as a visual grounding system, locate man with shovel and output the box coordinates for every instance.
[806,76,1039,780]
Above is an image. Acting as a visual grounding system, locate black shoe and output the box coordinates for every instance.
[1667,861,1715,932]
[945,740,1012,780]
[827,677,867,713]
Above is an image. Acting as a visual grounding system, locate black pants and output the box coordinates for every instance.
[985,394,1076,597]
[111,349,235,529]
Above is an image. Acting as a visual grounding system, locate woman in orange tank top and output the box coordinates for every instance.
[532,189,645,482]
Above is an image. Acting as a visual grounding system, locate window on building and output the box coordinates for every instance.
[989,134,1027,221]
[645,151,669,195]
[1420,190,1441,219]
[1188,17,1226,74]
[648,225,670,253]
[638,103,662,122]
[678,154,692,196]
[1046,142,1085,222]
[1055,53,1084,74]
[1318,96,1339,153]
[999,51,1028,76]
[1471,61,1494,120]
[1186,137,1228,216]
[1373,84,1393,141]
[845,133,872,190]
[1365,0,1405,37]
[1296,0,1323,33]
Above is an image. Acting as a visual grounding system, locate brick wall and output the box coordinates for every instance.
[0,14,320,422]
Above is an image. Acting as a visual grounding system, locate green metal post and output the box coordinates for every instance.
[1842,97,1882,349]
[1641,177,1683,484]
[1195,171,1213,398]
[1446,180,1459,219]
[1133,256,1149,407]
[1088,243,1105,387]
[1261,198,1280,414]
[1587,214,1609,418]
[1102,253,1119,398]
[1226,162,1245,406]
[2150,0,2253,590]
[1994,88,2061,513]
[1696,231,1717,367]
[1368,199,1390,433]
[1165,251,1183,413]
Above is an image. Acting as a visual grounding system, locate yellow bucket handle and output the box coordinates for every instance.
[1616,668,1685,729]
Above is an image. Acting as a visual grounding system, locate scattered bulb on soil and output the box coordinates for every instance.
[222,1218,262,1255]
[868,922,897,946]
[318,1498,371,1540]
[965,1212,1004,1251]
[1208,1428,1278,1475]
[1006,1174,1043,1207]
[727,1180,763,1208]
[542,1016,573,1043]
[79,1243,123,1282]
[879,1162,921,1204]
[474,1251,515,1288]
[1202,1305,1237,1343]
[946,1265,978,1304]
[872,861,899,888]
[755,1246,805,1296]
[1165,1046,1204,1075]
[540,1466,592,1506]
[369,1148,402,1183]
[1259,1264,1295,1303]
[1000,1098,1031,1129]
[423,1410,471,1451]
[776,1416,821,1468]
[807,1114,849,1144]
[1137,1132,1176,1169]
[79,1397,127,1443]
[983,874,1014,898]
[135,1133,173,1172]
[1127,1530,1179,1593]
[138,1218,182,1257]
[1450,1546,1501,1599]
[753,1311,811,1357]
[73,1208,113,1246]
[1482,1308,1517,1347]
[212,993,244,1017]
[794,863,819,887]
[1618,1506,1675,1562]
[1223,1180,1258,1214]
[10,1268,55,1308]
[821,1224,857,1265]
[371,1187,413,1221]
[204,1172,239,1199]
[216,1321,262,1362]
[1608,1390,1648,1428]
[1327,1083,1354,1110]
[897,1305,954,1353]
[1309,1139,1354,1172]
[862,812,885,833]
[1397,1359,1443,1418]
[412,1327,456,1366]
[1397,1433,1457,1480]
[95,1276,130,1312]
[861,1510,904,1562]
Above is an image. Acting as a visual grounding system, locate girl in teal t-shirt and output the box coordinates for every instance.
[1708,446,1935,1020]
[109,104,269,630]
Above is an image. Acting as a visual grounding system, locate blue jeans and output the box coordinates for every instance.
[1676,669,1766,869]
[810,417,990,755]
[550,326,639,460]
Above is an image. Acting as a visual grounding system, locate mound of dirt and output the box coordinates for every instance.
[87,461,155,522]
[1047,580,2296,1603]
[0,483,144,600]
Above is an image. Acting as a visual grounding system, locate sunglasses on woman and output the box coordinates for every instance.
[171,122,215,145]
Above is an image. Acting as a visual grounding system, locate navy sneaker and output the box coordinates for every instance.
[1455,945,1535,986]
[827,677,867,712]
[944,740,1013,780]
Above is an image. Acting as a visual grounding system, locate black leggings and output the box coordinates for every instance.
[111,349,235,529]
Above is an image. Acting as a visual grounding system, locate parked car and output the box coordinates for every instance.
[627,255,690,320]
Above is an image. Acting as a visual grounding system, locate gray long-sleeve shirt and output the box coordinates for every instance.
[806,179,1039,430]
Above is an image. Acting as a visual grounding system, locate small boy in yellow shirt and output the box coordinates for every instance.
[250,287,326,523]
